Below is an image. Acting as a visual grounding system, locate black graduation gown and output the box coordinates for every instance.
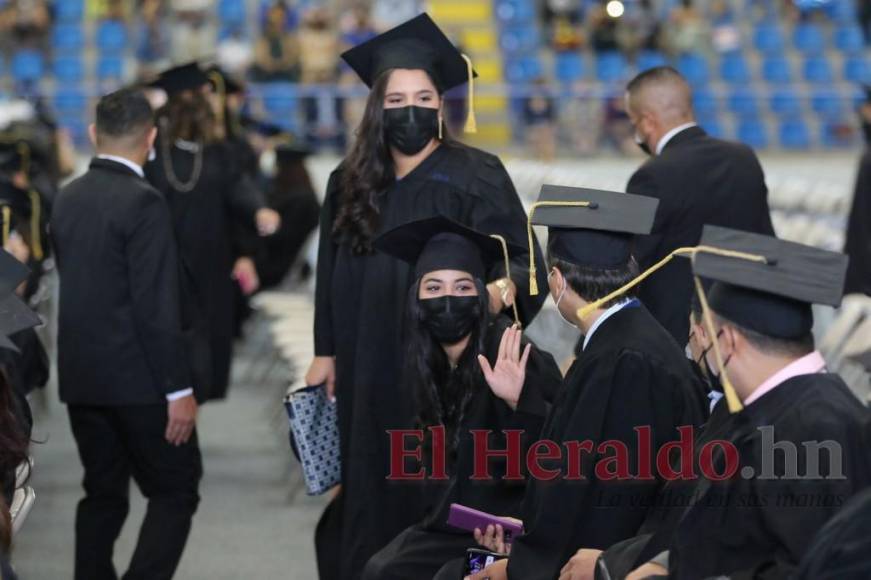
[145,138,265,401]
[669,373,871,580]
[506,303,709,580]
[361,316,562,580]
[313,142,548,580]
[844,150,871,295]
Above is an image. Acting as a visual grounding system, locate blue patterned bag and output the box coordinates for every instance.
[284,383,341,495]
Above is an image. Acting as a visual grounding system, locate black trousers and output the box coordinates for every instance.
[68,404,202,580]
[362,524,478,580]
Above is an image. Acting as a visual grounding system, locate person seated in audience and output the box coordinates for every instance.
[251,1,300,82]
[623,226,871,579]
[457,186,709,580]
[360,217,562,580]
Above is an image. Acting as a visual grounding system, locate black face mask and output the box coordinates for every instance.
[694,346,723,394]
[384,105,439,156]
[634,131,652,156]
[419,295,480,345]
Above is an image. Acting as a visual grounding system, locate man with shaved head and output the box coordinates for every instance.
[624,66,774,344]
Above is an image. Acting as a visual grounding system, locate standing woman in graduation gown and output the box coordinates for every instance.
[361,217,561,580]
[145,63,280,401]
[307,14,548,580]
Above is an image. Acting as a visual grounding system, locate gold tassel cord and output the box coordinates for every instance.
[694,275,743,413]
[461,53,477,134]
[490,234,521,327]
[2,206,10,247]
[28,190,43,261]
[526,200,597,296]
[16,142,30,177]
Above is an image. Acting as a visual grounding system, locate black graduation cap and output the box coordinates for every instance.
[0,132,50,175]
[239,115,285,137]
[147,62,210,96]
[693,225,848,339]
[375,216,522,284]
[341,13,479,132]
[0,248,39,351]
[205,65,244,95]
[527,185,659,294]
[275,142,312,163]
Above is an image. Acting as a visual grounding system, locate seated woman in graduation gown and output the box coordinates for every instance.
[623,227,871,580]
[307,15,548,579]
[360,217,561,580]
[461,186,709,580]
[144,62,280,402]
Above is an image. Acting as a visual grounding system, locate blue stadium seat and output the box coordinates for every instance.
[554,52,585,82]
[728,88,759,117]
[692,88,718,117]
[803,56,834,83]
[770,87,802,116]
[831,0,859,23]
[55,0,84,22]
[218,0,246,25]
[761,55,792,84]
[844,55,870,83]
[495,0,535,23]
[676,53,709,86]
[96,20,128,52]
[97,56,124,80]
[11,51,44,83]
[697,114,724,139]
[737,119,768,149]
[636,50,667,72]
[753,21,785,54]
[500,27,539,54]
[779,118,811,149]
[52,24,85,51]
[505,56,542,83]
[54,56,84,83]
[261,84,299,118]
[60,119,89,146]
[793,23,825,54]
[720,52,751,84]
[810,89,843,117]
[595,52,626,82]
[53,87,88,119]
[834,24,864,53]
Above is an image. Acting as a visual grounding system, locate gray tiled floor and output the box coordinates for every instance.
[13,315,327,579]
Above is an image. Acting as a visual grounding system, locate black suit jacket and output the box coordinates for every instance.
[52,158,190,405]
[627,126,775,343]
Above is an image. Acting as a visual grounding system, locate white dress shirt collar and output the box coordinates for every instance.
[655,122,698,155]
[97,154,145,178]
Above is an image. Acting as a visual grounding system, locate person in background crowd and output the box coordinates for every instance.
[624,66,774,344]
[460,187,708,580]
[363,217,561,580]
[251,1,300,82]
[299,7,343,149]
[589,5,619,53]
[254,142,320,288]
[843,87,871,296]
[625,227,871,580]
[169,0,215,63]
[52,87,201,580]
[309,14,548,580]
[136,0,171,76]
[522,79,557,162]
[861,0,871,45]
[145,62,280,402]
[663,0,709,56]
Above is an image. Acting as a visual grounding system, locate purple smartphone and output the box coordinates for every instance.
[446,503,523,542]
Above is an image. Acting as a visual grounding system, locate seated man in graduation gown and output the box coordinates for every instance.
[623,226,871,580]
[459,186,709,580]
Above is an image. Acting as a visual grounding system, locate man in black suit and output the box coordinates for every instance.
[52,88,201,580]
[624,66,775,344]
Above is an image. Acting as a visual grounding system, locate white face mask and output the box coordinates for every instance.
[549,269,576,328]
[147,147,156,162]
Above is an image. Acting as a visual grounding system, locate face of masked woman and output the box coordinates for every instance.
[382,68,442,156]
[418,269,480,345]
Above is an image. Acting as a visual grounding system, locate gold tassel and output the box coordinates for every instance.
[2,206,10,247]
[490,234,521,327]
[461,53,477,134]
[17,141,30,179]
[527,200,597,296]
[694,275,743,413]
[28,189,43,261]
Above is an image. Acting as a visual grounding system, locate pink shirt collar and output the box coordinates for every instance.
[743,351,827,406]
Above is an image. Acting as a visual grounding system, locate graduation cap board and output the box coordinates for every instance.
[147,62,210,96]
[375,215,524,325]
[340,13,479,133]
[0,249,40,351]
[527,185,659,295]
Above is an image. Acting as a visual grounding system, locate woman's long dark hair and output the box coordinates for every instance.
[161,91,217,144]
[333,69,449,254]
[403,278,490,459]
[0,370,29,507]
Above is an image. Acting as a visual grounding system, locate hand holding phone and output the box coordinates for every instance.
[464,548,508,576]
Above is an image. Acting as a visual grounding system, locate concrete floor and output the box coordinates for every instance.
[12,313,328,579]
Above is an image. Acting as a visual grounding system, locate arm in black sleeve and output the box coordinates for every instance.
[313,172,339,356]
[126,191,191,394]
[225,172,267,224]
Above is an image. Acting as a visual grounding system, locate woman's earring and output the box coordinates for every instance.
[438,117,443,140]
